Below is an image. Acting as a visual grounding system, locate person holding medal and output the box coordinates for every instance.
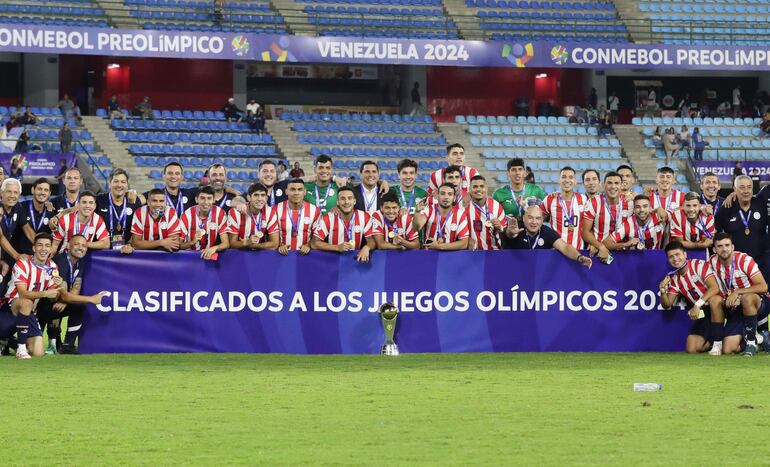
[0,179,31,279]
[371,192,420,251]
[50,191,110,256]
[506,206,593,268]
[428,143,479,201]
[581,169,601,199]
[208,163,238,212]
[143,162,197,214]
[540,166,588,250]
[256,159,289,207]
[709,233,770,356]
[277,179,321,255]
[419,165,463,209]
[493,157,546,219]
[95,169,141,255]
[18,178,56,257]
[228,183,279,251]
[604,195,666,252]
[412,183,469,251]
[130,188,182,251]
[699,172,723,216]
[670,192,715,250]
[304,155,340,215]
[180,186,231,260]
[715,175,768,268]
[616,164,638,201]
[659,241,725,355]
[467,175,506,251]
[390,159,427,216]
[646,166,686,216]
[312,186,375,262]
[581,171,632,263]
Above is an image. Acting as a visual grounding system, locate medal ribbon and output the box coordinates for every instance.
[398,188,415,213]
[73,215,90,238]
[109,194,127,233]
[601,194,621,231]
[701,194,719,216]
[287,203,304,238]
[694,215,713,239]
[738,209,752,233]
[196,207,213,248]
[65,193,80,209]
[361,185,377,211]
[28,202,46,232]
[635,217,650,247]
[165,188,183,213]
[250,208,263,237]
[508,186,521,215]
[436,207,452,239]
[526,229,542,250]
[2,209,16,236]
[559,194,576,227]
[66,256,78,287]
[656,190,672,210]
[315,183,331,209]
[343,215,355,244]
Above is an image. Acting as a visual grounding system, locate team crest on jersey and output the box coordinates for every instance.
[182,196,189,204]
[160,222,167,229]
[328,189,335,196]
[43,217,49,225]
[12,213,17,221]
[126,208,133,215]
[276,189,283,197]
[450,223,458,230]
[207,222,217,230]
[537,238,545,246]
[226,200,232,207]
[353,225,362,233]
[754,212,761,220]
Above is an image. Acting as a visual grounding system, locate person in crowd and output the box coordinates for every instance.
[95,169,141,254]
[692,127,706,161]
[20,106,37,126]
[428,143,479,200]
[199,169,209,187]
[107,95,126,120]
[59,122,72,154]
[14,130,29,154]
[51,191,110,255]
[55,159,68,196]
[222,97,242,123]
[581,169,601,199]
[732,161,747,185]
[732,85,743,118]
[662,127,678,165]
[277,162,289,182]
[608,91,619,123]
[525,166,535,184]
[254,106,266,135]
[412,183,469,251]
[652,126,663,145]
[677,93,691,117]
[130,188,182,251]
[133,96,153,120]
[246,98,260,115]
[390,158,427,216]
[493,158,546,219]
[467,175,507,251]
[760,111,770,137]
[276,178,321,255]
[716,101,731,117]
[290,161,305,178]
[370,191,420,251]
[581,171,632,263]
[505,205,593,269]
[677,125,691,155]
[245,110,257,132]
[709,233,769,356]
[58,93,81,122]
[659,241,725,355]
[669,192,715,250]
[587,88,598,109]
[409,82,423,117]
[228,183,279,251]
[597,111,613,138]
[541,166,588,250]
[604,195,667,251]
[311,186,374,263]
[646,88,657,115]
[179,186,231,260]
[18,178,56,257]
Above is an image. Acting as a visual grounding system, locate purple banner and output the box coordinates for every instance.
[0,153,76,177]
[3,23,770,70]
[692,160,770,183]
[79,250,698,354]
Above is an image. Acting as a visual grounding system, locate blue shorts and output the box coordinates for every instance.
[688,308,711,338]
[0,310,15,340]
[725,295,770,337]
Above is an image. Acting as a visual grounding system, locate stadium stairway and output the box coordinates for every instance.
[613,0,653,43]
[96,0,139,28]
[614,124,668,186]
[436,121,498,185]
[272,0,309,34]
[265,118,313,168]
[443,0,484,39]
[82,116,148,192]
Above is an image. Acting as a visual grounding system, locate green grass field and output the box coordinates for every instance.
[2,353,769,465]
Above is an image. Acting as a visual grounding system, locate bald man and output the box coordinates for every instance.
[505,205,592,268]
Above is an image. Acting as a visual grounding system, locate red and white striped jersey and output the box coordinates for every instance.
[669,211,715,243]
[130,205,182,241]
[650,189,686,213]
[541,192,588,249]
[53,211,109,251]
[581,194,632,242]
[709,251,765,294]
[370,212,419,243]
[666,259,715,305]
[610,212,666,249]
[419,205,470,243]
[227,205,278,241]
[313,210,374,249]
[467,197,507,251]
[428,166,479,196]
[275,201,321,250]
[180,205,231,251]
[4,258,58,309]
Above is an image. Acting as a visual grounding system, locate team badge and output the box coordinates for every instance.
[182,196,189,204]
[126,207,133,215]
[276,189,283,197]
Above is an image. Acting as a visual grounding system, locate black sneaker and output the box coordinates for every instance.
[60,344,81,355]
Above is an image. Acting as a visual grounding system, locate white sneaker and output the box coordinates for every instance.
[15,348,31,359]
[709,342,722,356]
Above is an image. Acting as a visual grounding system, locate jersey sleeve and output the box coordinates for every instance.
[495,202,508,228]
[534,185,546,200]
[454,210,470,240]
[178,210,192,237]
[265,209,279,235]
[370,213,385,236]
[697,260,715,281]
[403,216,419,241]
[581,198,597,223]
[11,261,29,287]
[131,210,144,237]
[741,254,761,280]
[227,210,241,237]
[609,220,628,243]
[313,214,331,240]
[363,214,375,238]
[93,215,109,241]
[669,212,684,237]
[217,210,232,236]
[166,210,182,236]
[539,194,552,215]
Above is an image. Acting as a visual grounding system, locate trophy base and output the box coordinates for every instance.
[380,344,400,356]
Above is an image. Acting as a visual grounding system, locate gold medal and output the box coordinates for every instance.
[347,240,356,248]
[255,231,264,239]
[636,242,645,250]
[485,220,492,228]
[52,270,60,278]
[568,225,575,231]
[745,228,750,235]
[388,231,395,239]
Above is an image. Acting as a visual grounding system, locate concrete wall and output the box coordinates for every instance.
[23,54,59,107]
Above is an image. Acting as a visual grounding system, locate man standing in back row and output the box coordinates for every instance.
[428,143,478,200]
[493,158,546,219]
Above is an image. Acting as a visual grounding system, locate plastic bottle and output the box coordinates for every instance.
[633,383,662,392]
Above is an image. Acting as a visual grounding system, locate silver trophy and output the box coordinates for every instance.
[379,303,399,356]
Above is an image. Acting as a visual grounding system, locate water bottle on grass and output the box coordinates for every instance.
[634,383,662,392]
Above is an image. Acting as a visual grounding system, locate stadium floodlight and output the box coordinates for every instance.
[535,73,548,79]
[107,63,120,69]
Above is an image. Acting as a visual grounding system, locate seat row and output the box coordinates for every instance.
[129,144,277,156]
[304,6,445,16]
[282,112,432,123]
[309,146,446,158]
[468,0,616,9]
[481,22,626,32]
[641,127,762,138]
[294,122,435,134]
[117,131,273,144]
[641,3,770,14]
[1,106,63,116]
[490,32,627,42]
[308,17,453,27]
[646,138,770,150]
[632,116,762,126]
[28,129,91,140]
[297,135,446,146]
[135,156,268,168]
[479,11,617,20]
[0,5,103,15]
[318,28,457,38]
[297,0,442,5]
[141,22,287,33]
[469,125,600,136]
[0,17,109,26]
[125,0,273,10]
[3,117,74,128]
[459,115,569,125]
[112,119,252,132]
[131,10,284,23]
[481,148,623,159]
[471,136,622,148]
[99,108,227,120]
